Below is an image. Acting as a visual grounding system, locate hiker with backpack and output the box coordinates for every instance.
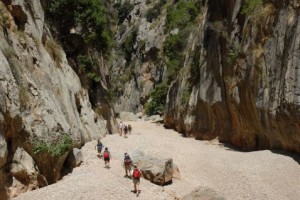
[132,164,141,196]
[124,153,132,178]
[103,147,111,168]
[95,139,103,158]
[123,124,128,138]
[128,124,132,134]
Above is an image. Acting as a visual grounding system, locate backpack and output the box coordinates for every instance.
[124,126,128,132]
[103,151,109,159]
[97,143,103,148]
[133,169,141,179]
[124,156,132,165]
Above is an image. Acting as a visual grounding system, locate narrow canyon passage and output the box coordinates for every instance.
[15,120,300,200]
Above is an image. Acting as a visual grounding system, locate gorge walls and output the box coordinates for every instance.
[0,0,116,196]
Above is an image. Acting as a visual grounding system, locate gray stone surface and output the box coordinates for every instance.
[130,150,179,186]
[0,0,114,192]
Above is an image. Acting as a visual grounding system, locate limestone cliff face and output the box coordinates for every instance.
[111,0,300,154]
[0,0,116,195]
[111,0,167,114]
[164,0,300,153]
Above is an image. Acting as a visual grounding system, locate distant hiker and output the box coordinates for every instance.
[128,124,132,134]
[119,121,124,136]
[103,147,111,168]
[96,139,103,158]
[124,124,128,138]
[132,164,141,196]
[124,153,132,178]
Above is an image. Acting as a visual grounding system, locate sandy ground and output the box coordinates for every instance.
[15,120,300,200]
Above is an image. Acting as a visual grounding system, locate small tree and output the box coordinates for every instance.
[145,84,168,116]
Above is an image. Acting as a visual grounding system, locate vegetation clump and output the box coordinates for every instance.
[163,0,200,83]
[115,0,134,24]
[121,26,138,63]
[48,0,114,52]
[163,32,188,81]
[145,84,168,116]
[77,54,101,82]
[45,39,64,65]
[241,0,263,15]
[166,0,198,30]
[33,134,73,157]
[145,0,167,23]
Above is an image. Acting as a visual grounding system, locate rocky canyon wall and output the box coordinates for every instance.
[164,0,300,153]
[109,0,300,154]
[0,0,116,196]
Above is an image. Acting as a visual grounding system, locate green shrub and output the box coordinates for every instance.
[145,84,168,115]
[87,72,101,82]
[226,42,240,65]
[182,89,191,104]
[163,30,189,82]
[164,34,186,59]
[115,0,134,24]
[77,54,102,82]
[145,0,167,23]
[77,54,93,71]
[241,0,263,15]
[166,0,198,30]
[48,0,113,52]
[33,134,73,157]
[121,26,138,63]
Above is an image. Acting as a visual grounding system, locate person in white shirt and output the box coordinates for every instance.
[119,121,124,136]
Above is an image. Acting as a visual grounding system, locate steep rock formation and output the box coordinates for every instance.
[0,0,116,195]
[111,0,167,114]
[164,0,300,153]
[109,0,300,153]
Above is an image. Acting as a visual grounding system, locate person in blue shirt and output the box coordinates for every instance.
[96,139,103,158]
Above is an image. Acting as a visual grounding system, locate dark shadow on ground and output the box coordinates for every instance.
[221,143,245,152]
[271,149,300,165]
[220,143,300,164]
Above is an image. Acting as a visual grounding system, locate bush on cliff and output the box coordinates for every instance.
[145,84,168,116]
[166,0,198,30]
[48,0,114,52]
[241,0,263,15]
[33,134,73,157]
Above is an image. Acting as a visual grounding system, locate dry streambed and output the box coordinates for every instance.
[15,121,300,200]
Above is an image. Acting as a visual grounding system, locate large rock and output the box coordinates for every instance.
[130,150,179,186]
[10,147,47,190]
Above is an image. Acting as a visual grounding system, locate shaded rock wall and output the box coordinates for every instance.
[164,0,300,153]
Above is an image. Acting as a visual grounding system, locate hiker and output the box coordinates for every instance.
[119,121,124,136]
[132,164,141,196]
[95,139,103,158]
[124,124,128,138]
[124,153,132,178]
[103,147,111,168]
[128,124,132,134]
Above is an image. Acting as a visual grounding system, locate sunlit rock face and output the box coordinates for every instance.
[0,0,115,195]
[164,0,300,153]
